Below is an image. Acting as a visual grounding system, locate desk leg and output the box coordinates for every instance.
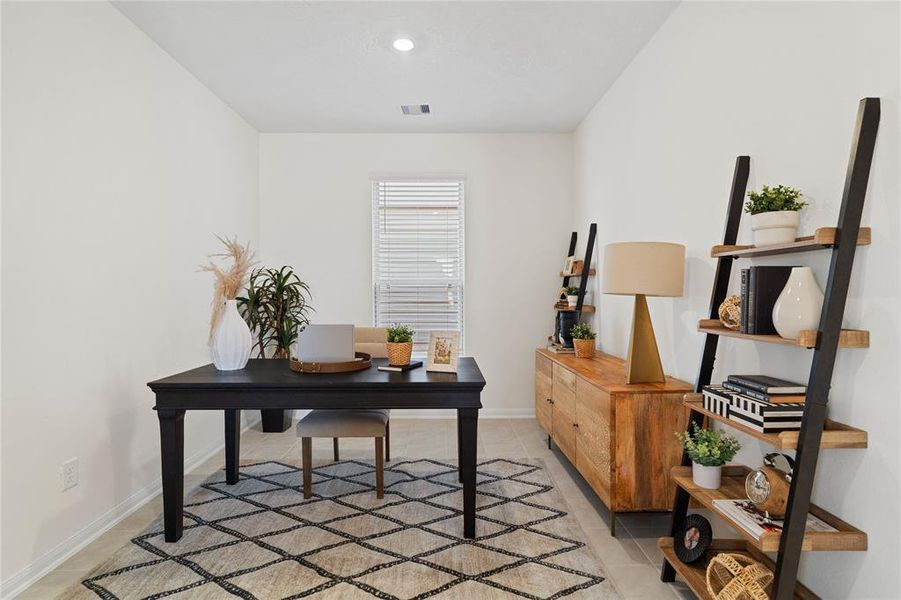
[457,417,463,482]
[458,408,478,539]
[158,409,185,542]
[225,409,241,485]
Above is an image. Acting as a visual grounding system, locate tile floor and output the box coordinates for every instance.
[19,418,693,599]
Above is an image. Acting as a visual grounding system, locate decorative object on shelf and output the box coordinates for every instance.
[426,330,459,373]
[718,294,742,330]
[708,384,804,433]
[386,323,414,366]
[723,374,806,403]
[563,255,575,274]
[564,286,581,308]
[745,184,807,246]
[201,236,256,371]
[772,266,824,339]
[602,241,685,383]
[740,266,794,334]
[570,259,585,275]
[706,553,772,600]
[745,453,794,518]
[673,514,713,564]
[555,310,579,348]
[570,322,596,358]
[676,422,741,490]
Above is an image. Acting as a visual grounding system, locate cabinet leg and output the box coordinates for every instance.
[610,510,616,537]
[547,434,552,450]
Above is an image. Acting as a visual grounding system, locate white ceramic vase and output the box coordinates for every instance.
[772,267,824,340]
[692,462,722,490]
[210,299,252,370]
[751,210,800,245]
[567,295,578,307]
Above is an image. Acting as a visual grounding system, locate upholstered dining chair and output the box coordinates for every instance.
[296,327,392,499]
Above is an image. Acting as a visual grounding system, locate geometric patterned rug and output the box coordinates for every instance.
[61,459,619,599]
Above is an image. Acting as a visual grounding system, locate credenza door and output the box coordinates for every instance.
[535,353,554,435]
[551,364,577,463]
[575,377,613,508]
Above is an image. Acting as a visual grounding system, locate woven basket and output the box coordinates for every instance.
[706,553,773,600]
[573,338,596,358]
[386,342,413,366]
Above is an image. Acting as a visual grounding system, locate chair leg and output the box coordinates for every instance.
[385,420,391,462]
[333,437,340,461]
[302,437,312,499]
[375,437,384,499]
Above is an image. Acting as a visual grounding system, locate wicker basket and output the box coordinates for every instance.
[573,338,596,359]
[386,342,413,366]
[706,553,773,600]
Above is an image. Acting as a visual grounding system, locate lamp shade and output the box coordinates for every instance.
[602,242,685,297]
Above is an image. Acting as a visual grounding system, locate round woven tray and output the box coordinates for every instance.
[289,352,371,374]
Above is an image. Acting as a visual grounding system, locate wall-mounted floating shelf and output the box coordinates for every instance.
[683,396,867,449]
[711,227,871,259]
[696,319,869,349]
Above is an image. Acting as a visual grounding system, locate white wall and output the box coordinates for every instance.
[260,133,572,417]
[1,2,259,591]
[573,2,900,598]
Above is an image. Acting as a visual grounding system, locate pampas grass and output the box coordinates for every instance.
[200,236,256,343]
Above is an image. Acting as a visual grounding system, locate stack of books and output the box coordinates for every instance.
[711,499,836,540]
[739,266,796,334]
[702,375,807,433]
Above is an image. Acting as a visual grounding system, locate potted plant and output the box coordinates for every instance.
[745,184,808,245]
[676,423,741,489]
[238,265,313,431]
[564,286,581,308]
[570,322,596,358]
[386,323,415,366]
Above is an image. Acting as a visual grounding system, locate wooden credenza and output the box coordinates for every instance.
[535,349,692,534]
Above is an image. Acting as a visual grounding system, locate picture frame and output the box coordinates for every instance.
[563,256,575,275]
[426,330,460,373]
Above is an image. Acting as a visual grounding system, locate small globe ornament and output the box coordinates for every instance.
[718,294,742,330]
[706,553,773,600]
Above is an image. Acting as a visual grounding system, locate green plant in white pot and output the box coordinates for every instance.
[745,185,808,246]
[564,286,581,308]
[676,423,741,490]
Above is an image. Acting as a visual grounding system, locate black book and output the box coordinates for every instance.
[747,266,794,335]
[722,381,806,403]
[377,361,423,373]
[726,374,806,394]
[739,268,749,334]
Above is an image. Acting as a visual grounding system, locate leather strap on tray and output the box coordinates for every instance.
[289,352,372,374]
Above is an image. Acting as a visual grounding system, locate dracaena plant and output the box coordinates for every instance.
[237,266,313,359]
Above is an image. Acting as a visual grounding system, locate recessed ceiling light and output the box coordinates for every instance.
[392,37,415,52]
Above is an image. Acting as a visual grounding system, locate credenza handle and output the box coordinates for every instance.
[547,399,554,404]
[573,423,579,428]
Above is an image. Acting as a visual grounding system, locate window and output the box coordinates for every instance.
[372,177,465,354]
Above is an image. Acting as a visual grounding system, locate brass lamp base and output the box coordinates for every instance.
[625,294,665,384]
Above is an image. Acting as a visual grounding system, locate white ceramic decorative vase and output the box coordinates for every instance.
[750,210,800,245]
[210,299,252,370]
[692,463,722,490]
[772,267,824,340]
[567,295,578,307]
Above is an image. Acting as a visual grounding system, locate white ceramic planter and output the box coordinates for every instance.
[567,295,578,307]
[692,462,722,490]
[210,299,252,370]
[751,210,800,246]
[772,266,824,339]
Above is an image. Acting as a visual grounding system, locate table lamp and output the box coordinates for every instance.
[602,242,685,384]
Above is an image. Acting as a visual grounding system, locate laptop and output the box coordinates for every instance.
[297,324,355,363]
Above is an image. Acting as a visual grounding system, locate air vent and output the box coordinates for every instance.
[401,104,430,115]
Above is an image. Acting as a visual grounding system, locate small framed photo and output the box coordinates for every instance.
[426,331,460,373]
[563,256,575,275]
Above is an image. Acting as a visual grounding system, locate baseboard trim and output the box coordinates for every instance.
[390,409,535,419]
[1,417,261,600]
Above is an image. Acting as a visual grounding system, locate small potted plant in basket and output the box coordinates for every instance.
[745,184,808,246]
[676,423,741,490]
[564,286,581,308]
[386,323,415,366]
[570,322,596,359]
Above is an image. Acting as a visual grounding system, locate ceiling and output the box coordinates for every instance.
[114,1,677,133]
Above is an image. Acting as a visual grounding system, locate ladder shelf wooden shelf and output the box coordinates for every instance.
[661,98,880,599]
[683,396,867,449]
[696,319,869,349]
[657,539,819,600]
[711,227,871,259]
[671,466,867,552]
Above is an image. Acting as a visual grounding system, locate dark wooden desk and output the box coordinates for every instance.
[148,358,485,542]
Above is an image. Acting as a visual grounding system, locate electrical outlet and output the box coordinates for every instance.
[62,457,79,491]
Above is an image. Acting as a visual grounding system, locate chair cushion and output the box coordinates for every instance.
[297,410,388,438]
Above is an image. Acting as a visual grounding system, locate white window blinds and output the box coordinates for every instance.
[372,178,465,354]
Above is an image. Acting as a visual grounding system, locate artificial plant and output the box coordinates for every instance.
[237,266,313,358]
